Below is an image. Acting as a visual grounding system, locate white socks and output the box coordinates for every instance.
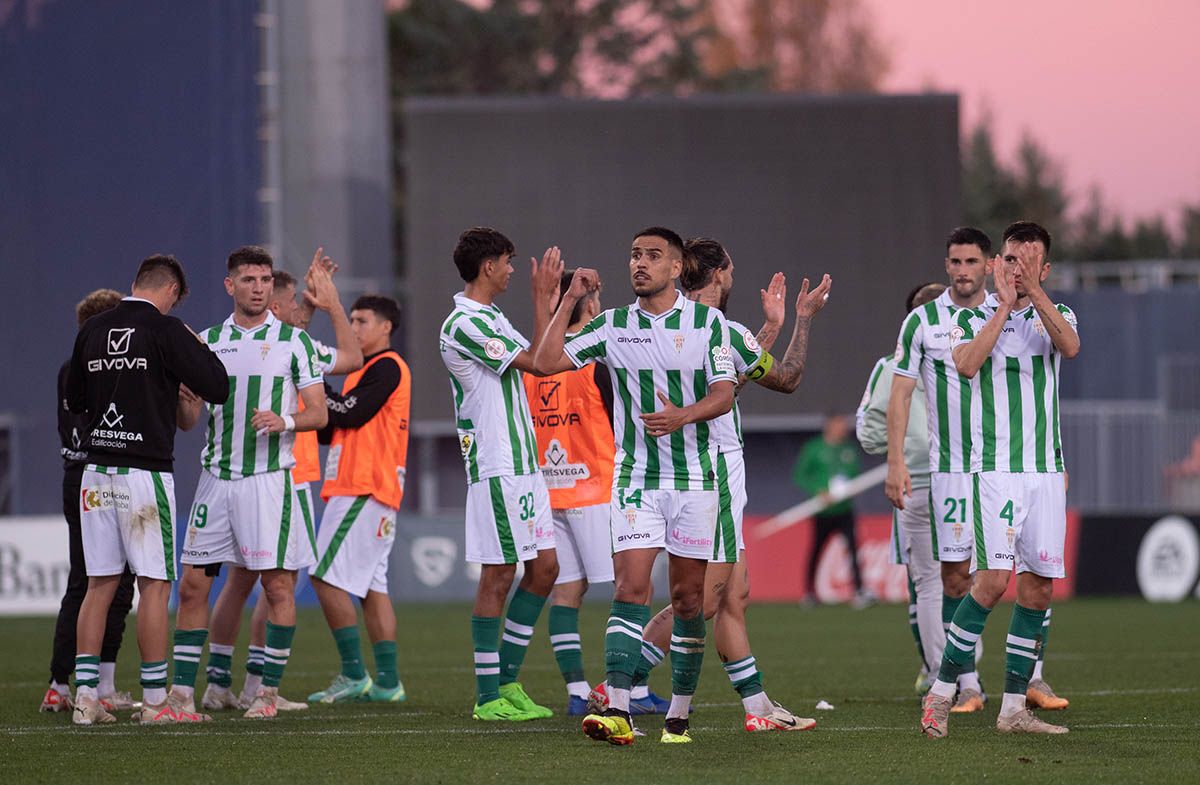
[1000,692,1026,716]
[567,681,589,699]
[608,686,631,713]
[743,692,772,716]
[98,662,116,697]
[666,694,692,720]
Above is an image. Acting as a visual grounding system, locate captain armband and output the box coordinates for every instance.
[746,352,775,381]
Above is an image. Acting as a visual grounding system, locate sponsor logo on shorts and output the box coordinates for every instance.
[992,552,1015,562]
[241,546,273,560]
[1038,550,1063,566]
[376,517,395,539]
[942,544,970,554]
[216,347,239,355]
[520,542,537,554]
[81,486,130,513]
[182,549,211,558]
[617,532,651,543]
[670,528,712,548]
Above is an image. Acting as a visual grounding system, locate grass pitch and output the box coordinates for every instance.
[2,598,1198,784]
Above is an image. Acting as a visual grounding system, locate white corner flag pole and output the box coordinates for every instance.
[755,463,891,540]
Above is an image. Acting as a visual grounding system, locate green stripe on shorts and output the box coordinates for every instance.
[972,474,987,568]
[489,477,517,563]
[151,472,174,581]
[276,471,292,569]
[714,452,737,562]
[314,495,367,578]
[298,487,316,554]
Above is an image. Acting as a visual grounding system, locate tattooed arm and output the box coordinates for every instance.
[753,275,832,393]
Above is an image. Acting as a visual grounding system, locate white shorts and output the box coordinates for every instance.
[313,494,396,598]
[972,472,1067,579]
[931,472,976,563]
[712,450,747,564]
[80,465,177,580]
[889,487,931,566]
[610,487,718,559]
[553,504,614,584]
[465,474,554,565]
[182,469,314,571]
[295,482,318,564]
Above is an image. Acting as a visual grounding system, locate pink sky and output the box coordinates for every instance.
[865,0,1200,223]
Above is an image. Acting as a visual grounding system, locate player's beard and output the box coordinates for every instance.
[632,276,670,299]
[718,286,731,312]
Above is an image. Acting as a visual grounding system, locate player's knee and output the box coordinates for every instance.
[670,585,704,620]
[176,571,209,608]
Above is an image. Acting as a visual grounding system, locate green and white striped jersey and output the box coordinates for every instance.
[951,294,1077,473]
[711,318,767,453]
[855,355,891,437]
[199,311,323,480]
[439,293,539,484]
[892,289,985,474]
[564,291,735,491]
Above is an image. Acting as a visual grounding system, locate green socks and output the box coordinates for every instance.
[498,589,547,686]
[548,605,585,685]
[670,612,706,697]
[605,601,650,690]
[373,640,399,689]
[1003,604,1047,696]
[942,593,976,674]
[75,654,100,690]
[632,641,665,685]
[172,628,208,687]
[936,594,990,685]
[262,622,295,688]
[141,660,168,690]
[206,643,234,688]
[723,655,763,698]
[333,625,367,680]
[246,645,265,678]
[472,615,502,704]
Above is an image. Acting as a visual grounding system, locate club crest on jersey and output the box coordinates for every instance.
[674,335,685,353]
[484,338,505,360]
[743,330,760,353]
[260,342,271,359]
[1032,318,1046,337]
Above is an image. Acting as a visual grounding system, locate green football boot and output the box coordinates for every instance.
[499,682,553,719]
[472,696,538,721]
[363,680,407,703]
[307,673,373,704]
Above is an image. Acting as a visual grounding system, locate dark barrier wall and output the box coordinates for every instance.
[0,1,260,513]
[404,94,961,428]
[1075,513,1200,599]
